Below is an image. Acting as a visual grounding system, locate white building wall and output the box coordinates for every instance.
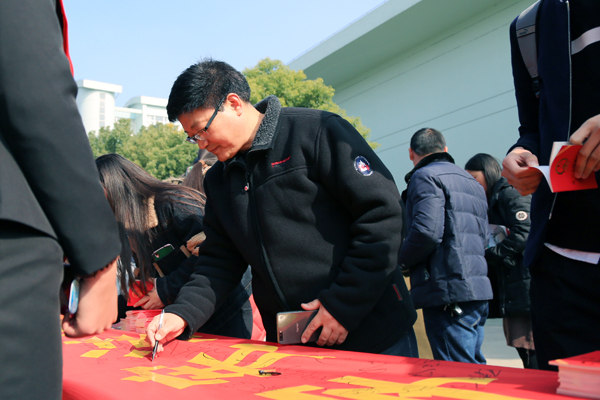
[125,96,173,133]
[114,107,142,130]
[76,85,119,133]
[292,0,532,190]
[77,83,179,134]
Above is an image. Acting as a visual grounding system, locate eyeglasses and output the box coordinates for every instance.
[185,97,226,144]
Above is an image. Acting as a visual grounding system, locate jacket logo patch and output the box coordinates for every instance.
[516,211,528,221]
[271,156,291,167]
[354,156,373,176]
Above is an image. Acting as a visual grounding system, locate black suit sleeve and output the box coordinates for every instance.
[0,0,120,275]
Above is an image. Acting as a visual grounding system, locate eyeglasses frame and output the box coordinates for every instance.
[185,96,227,144]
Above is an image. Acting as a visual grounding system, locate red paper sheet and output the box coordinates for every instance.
[248,294,266,341]
[63,329,579,400]
[127,281,154,307]
[549,144,598,192]
[550,350,600,370]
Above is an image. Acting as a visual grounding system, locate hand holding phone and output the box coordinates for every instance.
[62,258,119,337]
[276,310,320,345]
[300,299,349,347]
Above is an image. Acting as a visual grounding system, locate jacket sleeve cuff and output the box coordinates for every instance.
[165,304,212,340]
[155,277,172,306]
[318,293,361,332]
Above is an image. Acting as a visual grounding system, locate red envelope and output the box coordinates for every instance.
[127,280,154,306]
[549,144,598,192]
[534,142,599,193]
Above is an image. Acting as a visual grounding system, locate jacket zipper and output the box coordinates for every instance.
[499,263,506,316]
[549,0,571,221]
[245,163,291,311]
[492,194,507,315]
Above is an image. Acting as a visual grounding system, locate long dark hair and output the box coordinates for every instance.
[465,153,502,199]
[182,161,207,195]
[95,153,205,296]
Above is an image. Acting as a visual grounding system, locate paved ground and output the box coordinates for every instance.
[482,318,523,369]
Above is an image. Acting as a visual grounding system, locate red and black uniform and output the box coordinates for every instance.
[0,1,121,398]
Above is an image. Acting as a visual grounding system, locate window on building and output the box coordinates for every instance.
[99,92,107,128]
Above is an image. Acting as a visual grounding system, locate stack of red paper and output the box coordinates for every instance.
[116,309,162,333]
[550,351,600,399]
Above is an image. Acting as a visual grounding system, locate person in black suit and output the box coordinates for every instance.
[0,1,122,399]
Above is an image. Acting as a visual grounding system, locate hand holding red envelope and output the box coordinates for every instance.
[127,280,154,307]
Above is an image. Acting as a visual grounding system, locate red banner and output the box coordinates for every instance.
[63,329,576,399]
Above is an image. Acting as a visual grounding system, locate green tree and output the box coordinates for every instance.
[88,120,195,180]
[88,118,133,157]
[243,58,379,149]
[121,123,197,180]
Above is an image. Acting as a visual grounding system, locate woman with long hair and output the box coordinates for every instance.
[182,160,208,197]
[465,153,536,369]
[96,153,252,339]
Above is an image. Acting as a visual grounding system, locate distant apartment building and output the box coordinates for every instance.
[76,79,177,134]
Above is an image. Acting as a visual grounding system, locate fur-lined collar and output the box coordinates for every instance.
[223,95,282,172]
[250,95,282,150]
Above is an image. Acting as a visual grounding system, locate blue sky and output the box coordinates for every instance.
[63,0,386,106]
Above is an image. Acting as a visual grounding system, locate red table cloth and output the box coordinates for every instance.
[62,329,577,400]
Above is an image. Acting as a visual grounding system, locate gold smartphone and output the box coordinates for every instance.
[276,310,320,345]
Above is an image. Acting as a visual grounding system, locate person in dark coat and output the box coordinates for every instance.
[399,128,492,364]
[502,0,600,370]
[193,148,219,167]
[183,160,209,196]
[146,59,418,356]
[0,1,121,398]
[96,153,253,339]
[466,153,536,369]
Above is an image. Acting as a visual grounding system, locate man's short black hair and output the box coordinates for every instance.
[167,59,251,122]
[410,127,446,156]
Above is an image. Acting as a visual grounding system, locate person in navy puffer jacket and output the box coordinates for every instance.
[399,128,492,364]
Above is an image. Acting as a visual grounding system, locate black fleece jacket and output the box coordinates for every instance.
[486,177,531,318]
[144,193,252,336]
[167,96,417,353]
[150,194,205,306]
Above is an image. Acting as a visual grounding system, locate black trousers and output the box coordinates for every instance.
[530,246,600,370]
[0,221,64,399]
